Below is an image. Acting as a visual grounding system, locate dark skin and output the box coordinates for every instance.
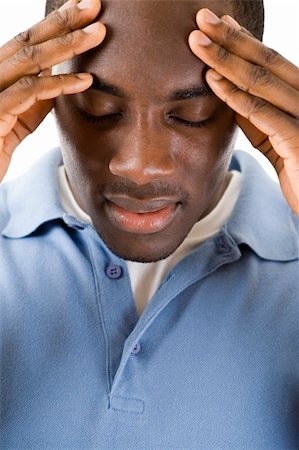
[0,0,298,262]
[54,0,237,262]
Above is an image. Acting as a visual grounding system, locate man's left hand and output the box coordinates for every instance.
[189,8,299,216]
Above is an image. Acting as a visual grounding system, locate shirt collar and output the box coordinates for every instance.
[226,151,298,261]
[1,148,65,238]
[1,147,298,262]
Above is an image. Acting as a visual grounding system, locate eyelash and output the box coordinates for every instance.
[79,110,212,129]
[80,111,122,124]
[168,116,213,128]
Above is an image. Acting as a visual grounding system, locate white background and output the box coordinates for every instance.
[1,0,298,183]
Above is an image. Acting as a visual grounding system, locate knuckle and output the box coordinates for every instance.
[17,76,36,92]
[273,154,282,173]
[52,8,77,30]
[19,44,42,63]
[247,96,268,117]
[53,9,70,27]
[58,32,76,48]
[216,45,229,62]
[229,84,240,97]
[55,74,65,83]
[14,28,34,46]
[250,65,273,87]
[240,27,254,37]
[223,25,241,42]
[261,46,281,66]
[270,107,284,122]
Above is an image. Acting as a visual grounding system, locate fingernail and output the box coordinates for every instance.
[191,31,212,47]
[39,68,52,77]
[59,0,77,11]
[222,15,242,31]
[209,70,223,81]
[83,22,100,34]
[75,73,92,81]
[201,9,220,25]
[78,0,95,10]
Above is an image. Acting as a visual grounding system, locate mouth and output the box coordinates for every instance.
[104,196,180,234]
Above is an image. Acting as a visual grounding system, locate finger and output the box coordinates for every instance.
[221,15,253,38]
[39,68,52,77]
[0,73,93,137]
[234,113,284,172]
[0,138,14,182]
[0,0,102,64]
[193,8,299,91]
[205,69,299,161]
[234,114,272,153]
[0,96,60,183]
[188,30,299,118]
[0,100,55,174]
[0,21,106,91]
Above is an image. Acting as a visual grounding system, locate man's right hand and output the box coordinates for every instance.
[0,0,106,183]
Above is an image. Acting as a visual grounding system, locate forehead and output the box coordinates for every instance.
[70,0,233,97]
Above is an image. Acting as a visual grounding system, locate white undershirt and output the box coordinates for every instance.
[58,166,242,317]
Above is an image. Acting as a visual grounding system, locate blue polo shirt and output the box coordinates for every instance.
[0,148,298,449]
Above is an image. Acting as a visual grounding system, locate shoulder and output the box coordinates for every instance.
[0,148,64,239]
[229,150,299,262]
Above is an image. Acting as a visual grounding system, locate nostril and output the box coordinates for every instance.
[109,155,138,177]
[109,151,176,184]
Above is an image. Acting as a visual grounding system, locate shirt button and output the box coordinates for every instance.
[131,342,141,355]
[106,264,123,279]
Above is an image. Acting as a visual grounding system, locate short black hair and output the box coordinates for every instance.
[45,0,264,41]
[228,0,264,41]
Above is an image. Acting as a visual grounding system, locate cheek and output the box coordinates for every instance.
[180,113,237,179]
[54,98,109,179]
[179,110,237,211]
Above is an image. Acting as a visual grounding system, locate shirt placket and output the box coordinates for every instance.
[84,227,139,393]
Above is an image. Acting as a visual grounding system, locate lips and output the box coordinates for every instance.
[104,195,180,234]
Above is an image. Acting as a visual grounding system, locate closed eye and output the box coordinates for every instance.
[168,116,214,128]
[79,109,122,124]
[79,109,213,129]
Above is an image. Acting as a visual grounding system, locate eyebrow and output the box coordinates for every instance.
[169,84,213,101]
[90,75,213,101]
[91,76,125,98]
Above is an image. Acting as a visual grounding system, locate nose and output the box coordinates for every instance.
[109,121,176,185]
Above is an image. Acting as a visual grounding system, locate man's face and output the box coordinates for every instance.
[54,0,237,262]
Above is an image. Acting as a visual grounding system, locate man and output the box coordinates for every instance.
[0,0,298,448]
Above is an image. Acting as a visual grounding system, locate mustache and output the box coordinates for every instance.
[101,180,189,201]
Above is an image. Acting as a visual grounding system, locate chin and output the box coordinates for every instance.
[96,228,188,263]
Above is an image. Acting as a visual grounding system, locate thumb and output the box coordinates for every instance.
[18,98,55,137]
